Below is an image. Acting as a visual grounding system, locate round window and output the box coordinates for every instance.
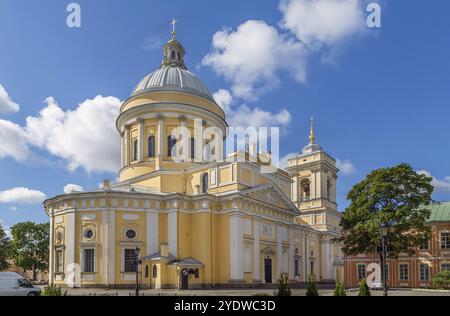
[84,229,94,239]
[126,229,137,239]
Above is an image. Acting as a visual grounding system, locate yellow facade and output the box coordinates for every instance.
[44,34,343,289]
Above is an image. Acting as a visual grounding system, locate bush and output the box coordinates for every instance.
[306,275,319,296]
[41,285,67,296]
[276,275,291,296]
[432,270,450,289]
[333,282,347,296]
[358,279,371,296]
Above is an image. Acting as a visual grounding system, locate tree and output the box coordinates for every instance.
[333,282,347,296]
[340,163,433,258]
[276,275,291,296]
[0,224,10,271]
[358,279,371,296]
[306,275,319,296]
[432,270,450,289]
[9,222,49,280]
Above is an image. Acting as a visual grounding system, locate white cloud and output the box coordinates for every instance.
[9,206,18,212]
[337,159,357,175]
[25,95,122,173]
[0,187,47,204]
[0,84,20,114]
[417,170,450,192]
[143,36,163,51]
[0,119,30,161]
[63,184,84,194]
[203,20,308,101]
[279,152,298,169]
[213,89,291,128]
[279,0,366,50]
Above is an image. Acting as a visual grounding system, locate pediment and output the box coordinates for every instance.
[240,184,299,214]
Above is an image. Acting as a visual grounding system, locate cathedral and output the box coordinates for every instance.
[44,29,344,289]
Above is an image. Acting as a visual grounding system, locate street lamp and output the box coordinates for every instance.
[135,247,141,297]
[379,225,389,297]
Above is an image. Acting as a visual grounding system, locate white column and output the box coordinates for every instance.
[120,132,125,168]
[102,211,108,285]
[124,126,130,166]
[253,219,260,281]
[276,226,283,279]
[157,116,164,157]
[289,229,295,280]
[65,211,76,286]
[48,212,54,285]
[146,211,159,255]
[302,234,307,282]
[138,119,144,161]
[194,119,203,163]
[108,211,116,286]
[179,116,187,161]
[321,239,332,281]
[168,211,178,256]
[229,213,244,281]
[292,176,298,204]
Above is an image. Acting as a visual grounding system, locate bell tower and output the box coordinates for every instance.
[285,118,341,231]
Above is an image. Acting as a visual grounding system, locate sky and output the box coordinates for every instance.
[0,0,449,231]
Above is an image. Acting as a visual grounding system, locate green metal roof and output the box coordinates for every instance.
[425,202,450,223]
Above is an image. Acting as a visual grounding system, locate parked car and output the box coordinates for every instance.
[0,272,41,296]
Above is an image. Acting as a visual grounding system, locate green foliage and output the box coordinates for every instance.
[0,224,9,271]
[340,163,433,257]
[41,285,67,296]
[276,275,291,296]
[432,270,450,289]
[358,279,371,296]
[306,275,319,296]
[333,282,347,296]
[9,222,50,280]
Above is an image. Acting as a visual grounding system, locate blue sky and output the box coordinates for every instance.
[0,0,449,229]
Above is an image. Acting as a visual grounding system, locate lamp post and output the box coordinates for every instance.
[379,225,389,297]
[135,247,141,297]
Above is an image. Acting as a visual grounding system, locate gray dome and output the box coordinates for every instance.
[302,143,323,155]
[132,66,215,101]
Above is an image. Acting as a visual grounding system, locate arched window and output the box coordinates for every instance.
[201,173,209,194]
[152,265,158,278]
[171,50,176,60]
[168,135,177,157]
[132,139,138,161]
[190,137,195,160]
[301,179,311,201]
[148,135,155,158]
[145,265,149,278]
[327,178,332,200]
[177,52,181,60]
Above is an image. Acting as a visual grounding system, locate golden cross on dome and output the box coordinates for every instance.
[309,116,315,145]
[171,18,178,39]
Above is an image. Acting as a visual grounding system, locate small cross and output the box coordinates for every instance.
[171,18,177,37]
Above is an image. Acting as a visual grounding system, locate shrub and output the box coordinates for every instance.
[333,282,347,296]
[432,270,450,289]
[276,275,291,296]
[306,275,319,296]
[358,279,371,296]
[41,285,67,296]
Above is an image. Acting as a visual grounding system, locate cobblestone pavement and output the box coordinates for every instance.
[42,286,450,297]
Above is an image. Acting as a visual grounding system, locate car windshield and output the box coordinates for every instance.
[17,278,33,288]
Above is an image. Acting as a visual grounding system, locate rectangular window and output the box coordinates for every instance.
[294,259,299,276]
[420,264,429,281]
[124,249,137,273]
[442,264,450,272]
[399,264,409,281]
[84,249,95,273]
[55,250,63,273]
[441,232,450,249]
[419,241,429,250]
[357,264,366,280]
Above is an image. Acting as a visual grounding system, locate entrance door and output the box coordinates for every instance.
[264,258,272,284]
[181,269,189,290]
